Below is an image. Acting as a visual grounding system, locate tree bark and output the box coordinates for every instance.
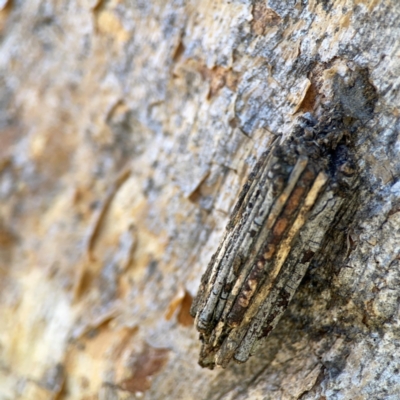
[0,1,399,399]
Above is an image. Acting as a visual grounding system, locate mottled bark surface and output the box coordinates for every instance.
[0,1,399,399]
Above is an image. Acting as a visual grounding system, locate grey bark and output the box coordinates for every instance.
[0,1,399,399]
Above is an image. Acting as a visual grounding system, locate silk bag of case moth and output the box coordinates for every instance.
[190,109,360,369]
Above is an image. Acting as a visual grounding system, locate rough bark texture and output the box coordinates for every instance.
[0,1,399,399]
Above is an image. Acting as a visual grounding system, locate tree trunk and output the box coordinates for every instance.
[0,1,399,399]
